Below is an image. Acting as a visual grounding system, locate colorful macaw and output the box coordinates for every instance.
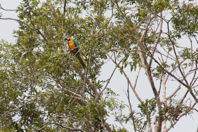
[65,37,86,69]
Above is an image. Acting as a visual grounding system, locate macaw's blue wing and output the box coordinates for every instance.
[73,39,80,56]
[73,40,80,48]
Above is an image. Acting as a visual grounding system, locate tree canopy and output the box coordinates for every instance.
[0,0,198,132]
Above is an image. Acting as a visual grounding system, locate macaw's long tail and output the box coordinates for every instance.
[76,55,86,69]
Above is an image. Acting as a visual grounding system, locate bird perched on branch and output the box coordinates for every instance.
[65,37,86,69]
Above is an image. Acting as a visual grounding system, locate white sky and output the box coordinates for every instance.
[0,0,197,132]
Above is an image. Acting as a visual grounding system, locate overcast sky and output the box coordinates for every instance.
[0,0,197,132]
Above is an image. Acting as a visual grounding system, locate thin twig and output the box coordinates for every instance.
[149,12,163,67]
[0,17,20,22]
[166,102,197,131]
[166,21,198,102]
[149,54,198,102]
[0,4,17,11]
[127,82,137,131]
[94,59,120,102]
[107,54,143,103]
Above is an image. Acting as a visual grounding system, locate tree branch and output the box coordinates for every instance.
[127,82,137,131]
[63,0,67,15]
[0,4,17,11]
[94,59,120,102]
[166,102,197,131]
[0,17,20,22]
[148,53,198,102]
[107,54,143,103]
[149,12,163,67]
[53,122,85,132]
[137,16,159,98]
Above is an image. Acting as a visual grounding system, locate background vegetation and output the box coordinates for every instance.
[0,0,198,132]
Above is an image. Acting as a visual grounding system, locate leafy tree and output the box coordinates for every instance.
[0,0,197,132]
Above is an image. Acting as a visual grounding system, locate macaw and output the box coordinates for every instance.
[65,37,86,69]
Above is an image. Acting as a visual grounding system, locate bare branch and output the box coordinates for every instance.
[0,17,20,22]
[94,59,120,102]
[107,54,143,103]
[126,82,137,131]
[165,21,198,102]
[149,12,163,67]
[166,85,181,100]
[136,15,159,100]
[0,4,17,11]
[190,60,198,86]
[149,55,198,102]
[63,0,67,15]
[134,68,141,89]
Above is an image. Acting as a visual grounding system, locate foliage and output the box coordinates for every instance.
[0,0,198,132]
